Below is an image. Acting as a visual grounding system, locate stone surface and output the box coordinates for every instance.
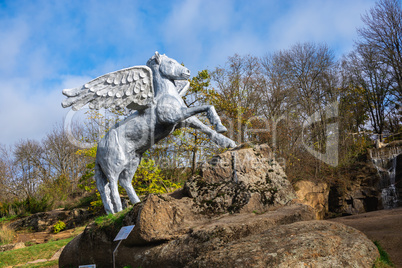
[184,144,296,214]
[27,259,48,264]
[59,202,316,268]
[294,180,329,219]
[60,213,379,268]
[0,242,25,252]
[328,161,383,216]
[181,221,379,268]
[62,52,236,214]
[122,194,201,245]
[49,246,65,261]
[10,208,94,232]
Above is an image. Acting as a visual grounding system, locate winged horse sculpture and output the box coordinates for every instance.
[62,52,236,214]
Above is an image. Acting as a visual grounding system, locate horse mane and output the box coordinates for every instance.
[146,53,167,68]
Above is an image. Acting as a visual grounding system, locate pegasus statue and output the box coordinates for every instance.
[62,52,236,214]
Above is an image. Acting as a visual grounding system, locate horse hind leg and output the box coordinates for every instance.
[108,172,123,213]
[96,162,124,213]
[118,157,141,205]
[95,162,114,214]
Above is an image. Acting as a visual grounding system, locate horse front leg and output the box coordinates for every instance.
[181,105,228,133]
[157,99,228,133]
[182,116,236,148]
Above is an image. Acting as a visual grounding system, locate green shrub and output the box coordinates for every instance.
[0,215,17,224]
[132,159,182,195]
[0,196,54,218]
[52,220,66,234]
[39,175,71,208]
[79,157,182,212]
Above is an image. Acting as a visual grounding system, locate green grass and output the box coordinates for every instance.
[373,241,394,267]
[94,206,132,229]
[13,259,58,267]
[0,215,18,224]
[0,237,73,268]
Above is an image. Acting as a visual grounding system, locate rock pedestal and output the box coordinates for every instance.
[59,144,379,268]
[184,144,296,214]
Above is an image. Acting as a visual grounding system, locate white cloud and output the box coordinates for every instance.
[267,0,376,54]
[0,74,92,146]
[162,0,376,71]
[0,0,379,147]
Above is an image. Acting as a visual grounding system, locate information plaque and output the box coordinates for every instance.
[114,225,135,241]
[112,225,135,268]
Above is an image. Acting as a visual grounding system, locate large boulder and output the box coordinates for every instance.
[59,198,316,267]
[59,144,379,267]
[60,204,378,268]
[178,220,379,267]
[122,194,201,245]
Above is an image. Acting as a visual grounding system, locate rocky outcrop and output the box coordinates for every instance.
[60,199,316,267]
[60,200,378,268]
[294,180,329,220]
[59,144,379,268]
[122,194,202,245]
[397,154,402,199]
[0,242,25,252]
[184,144,296,214]
[328,161,383,216]
[10,208,94,232]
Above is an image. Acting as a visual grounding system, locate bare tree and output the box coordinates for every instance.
[13,140,45,199]
[344,45,393,136]
[260,53,299,151]
[275,42,338,159]
[278,42,336,118]
[0,145,18,201]
[211,54,265,143]
[42,122,91,189]
[358,0,402,101]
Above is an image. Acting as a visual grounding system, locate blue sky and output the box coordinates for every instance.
[0,0,376,146]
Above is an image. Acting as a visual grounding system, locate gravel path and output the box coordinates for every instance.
[330,207,402,267]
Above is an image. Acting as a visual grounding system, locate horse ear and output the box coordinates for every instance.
[154,51,161,64]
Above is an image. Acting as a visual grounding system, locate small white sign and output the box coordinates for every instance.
[114,225,135,241]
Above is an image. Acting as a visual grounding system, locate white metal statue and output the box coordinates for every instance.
[62,52,236,214]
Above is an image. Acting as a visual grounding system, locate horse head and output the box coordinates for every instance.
[147,52,190,81]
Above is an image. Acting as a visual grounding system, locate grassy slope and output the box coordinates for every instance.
[0,237,73,268]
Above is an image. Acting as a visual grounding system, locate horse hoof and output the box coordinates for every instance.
[216,124,227,133]
[228,140,237,148]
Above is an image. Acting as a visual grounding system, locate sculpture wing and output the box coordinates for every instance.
[61,66,154,111]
